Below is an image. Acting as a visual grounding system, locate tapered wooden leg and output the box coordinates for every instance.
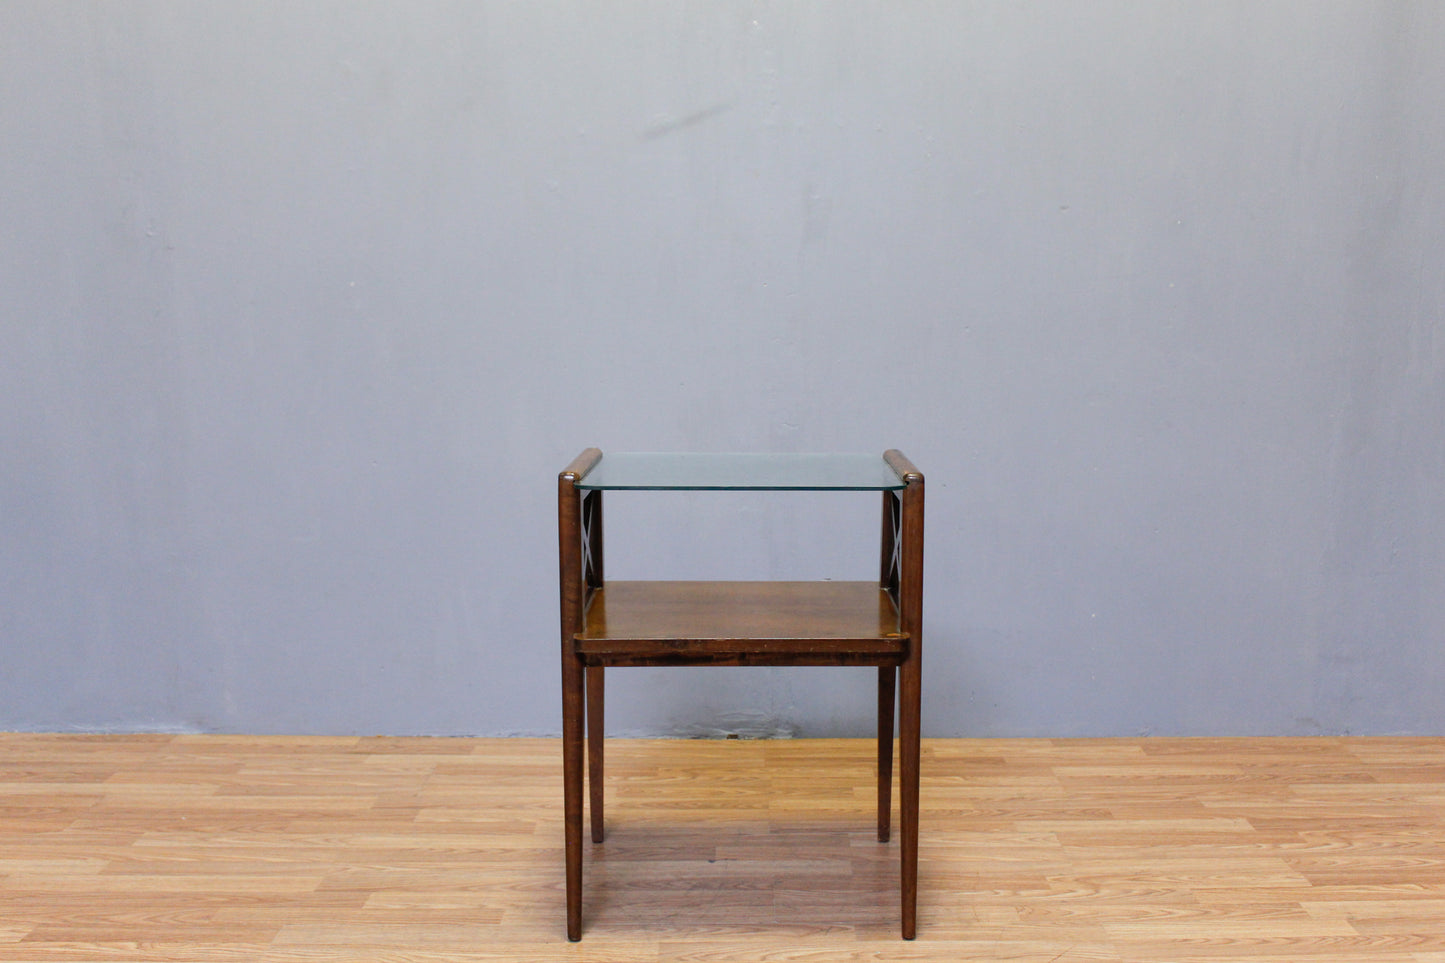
[899,654,922,940]
[877,666,896,842]
[586,666,605,844]
[562,655,585,941]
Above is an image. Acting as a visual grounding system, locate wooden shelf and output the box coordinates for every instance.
[576,581,907,666]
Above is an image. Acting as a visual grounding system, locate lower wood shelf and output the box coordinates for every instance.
[576,581,907,667]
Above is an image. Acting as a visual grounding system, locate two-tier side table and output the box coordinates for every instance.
[557,450,924,940]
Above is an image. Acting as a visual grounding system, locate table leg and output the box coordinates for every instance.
[900,653,921,940]
[877,666,896,842]
[587,666,605,843]
[562,654,585,941]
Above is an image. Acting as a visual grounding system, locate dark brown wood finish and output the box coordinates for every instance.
[580,487,606,846]
[877,664,896,843]
[558,449,924,940]
[585,666,604,845]
[557,448,600,942]
[877,484,901,845]
[885,449,924,941]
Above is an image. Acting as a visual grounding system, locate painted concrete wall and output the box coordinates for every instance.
[3,2,1442,736]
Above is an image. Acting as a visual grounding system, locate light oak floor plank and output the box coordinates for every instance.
[0,735,1441,961]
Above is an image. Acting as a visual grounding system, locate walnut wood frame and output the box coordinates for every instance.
[558,449,924,940]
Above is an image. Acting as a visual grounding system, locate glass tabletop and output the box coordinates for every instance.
[576,452,906,491]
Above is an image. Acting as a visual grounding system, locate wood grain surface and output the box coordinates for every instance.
[1,734,1442,961]
[577,581,907,665]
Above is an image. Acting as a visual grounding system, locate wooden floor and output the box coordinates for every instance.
[1,736,1443,961]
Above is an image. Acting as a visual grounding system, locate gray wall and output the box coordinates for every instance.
[3,2,1442,737]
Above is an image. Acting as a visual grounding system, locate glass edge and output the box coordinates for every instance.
[572,452,906,491]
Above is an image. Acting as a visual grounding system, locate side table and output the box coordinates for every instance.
[557,450,924,939]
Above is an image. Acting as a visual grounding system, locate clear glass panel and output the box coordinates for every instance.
[576,452,905,491]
